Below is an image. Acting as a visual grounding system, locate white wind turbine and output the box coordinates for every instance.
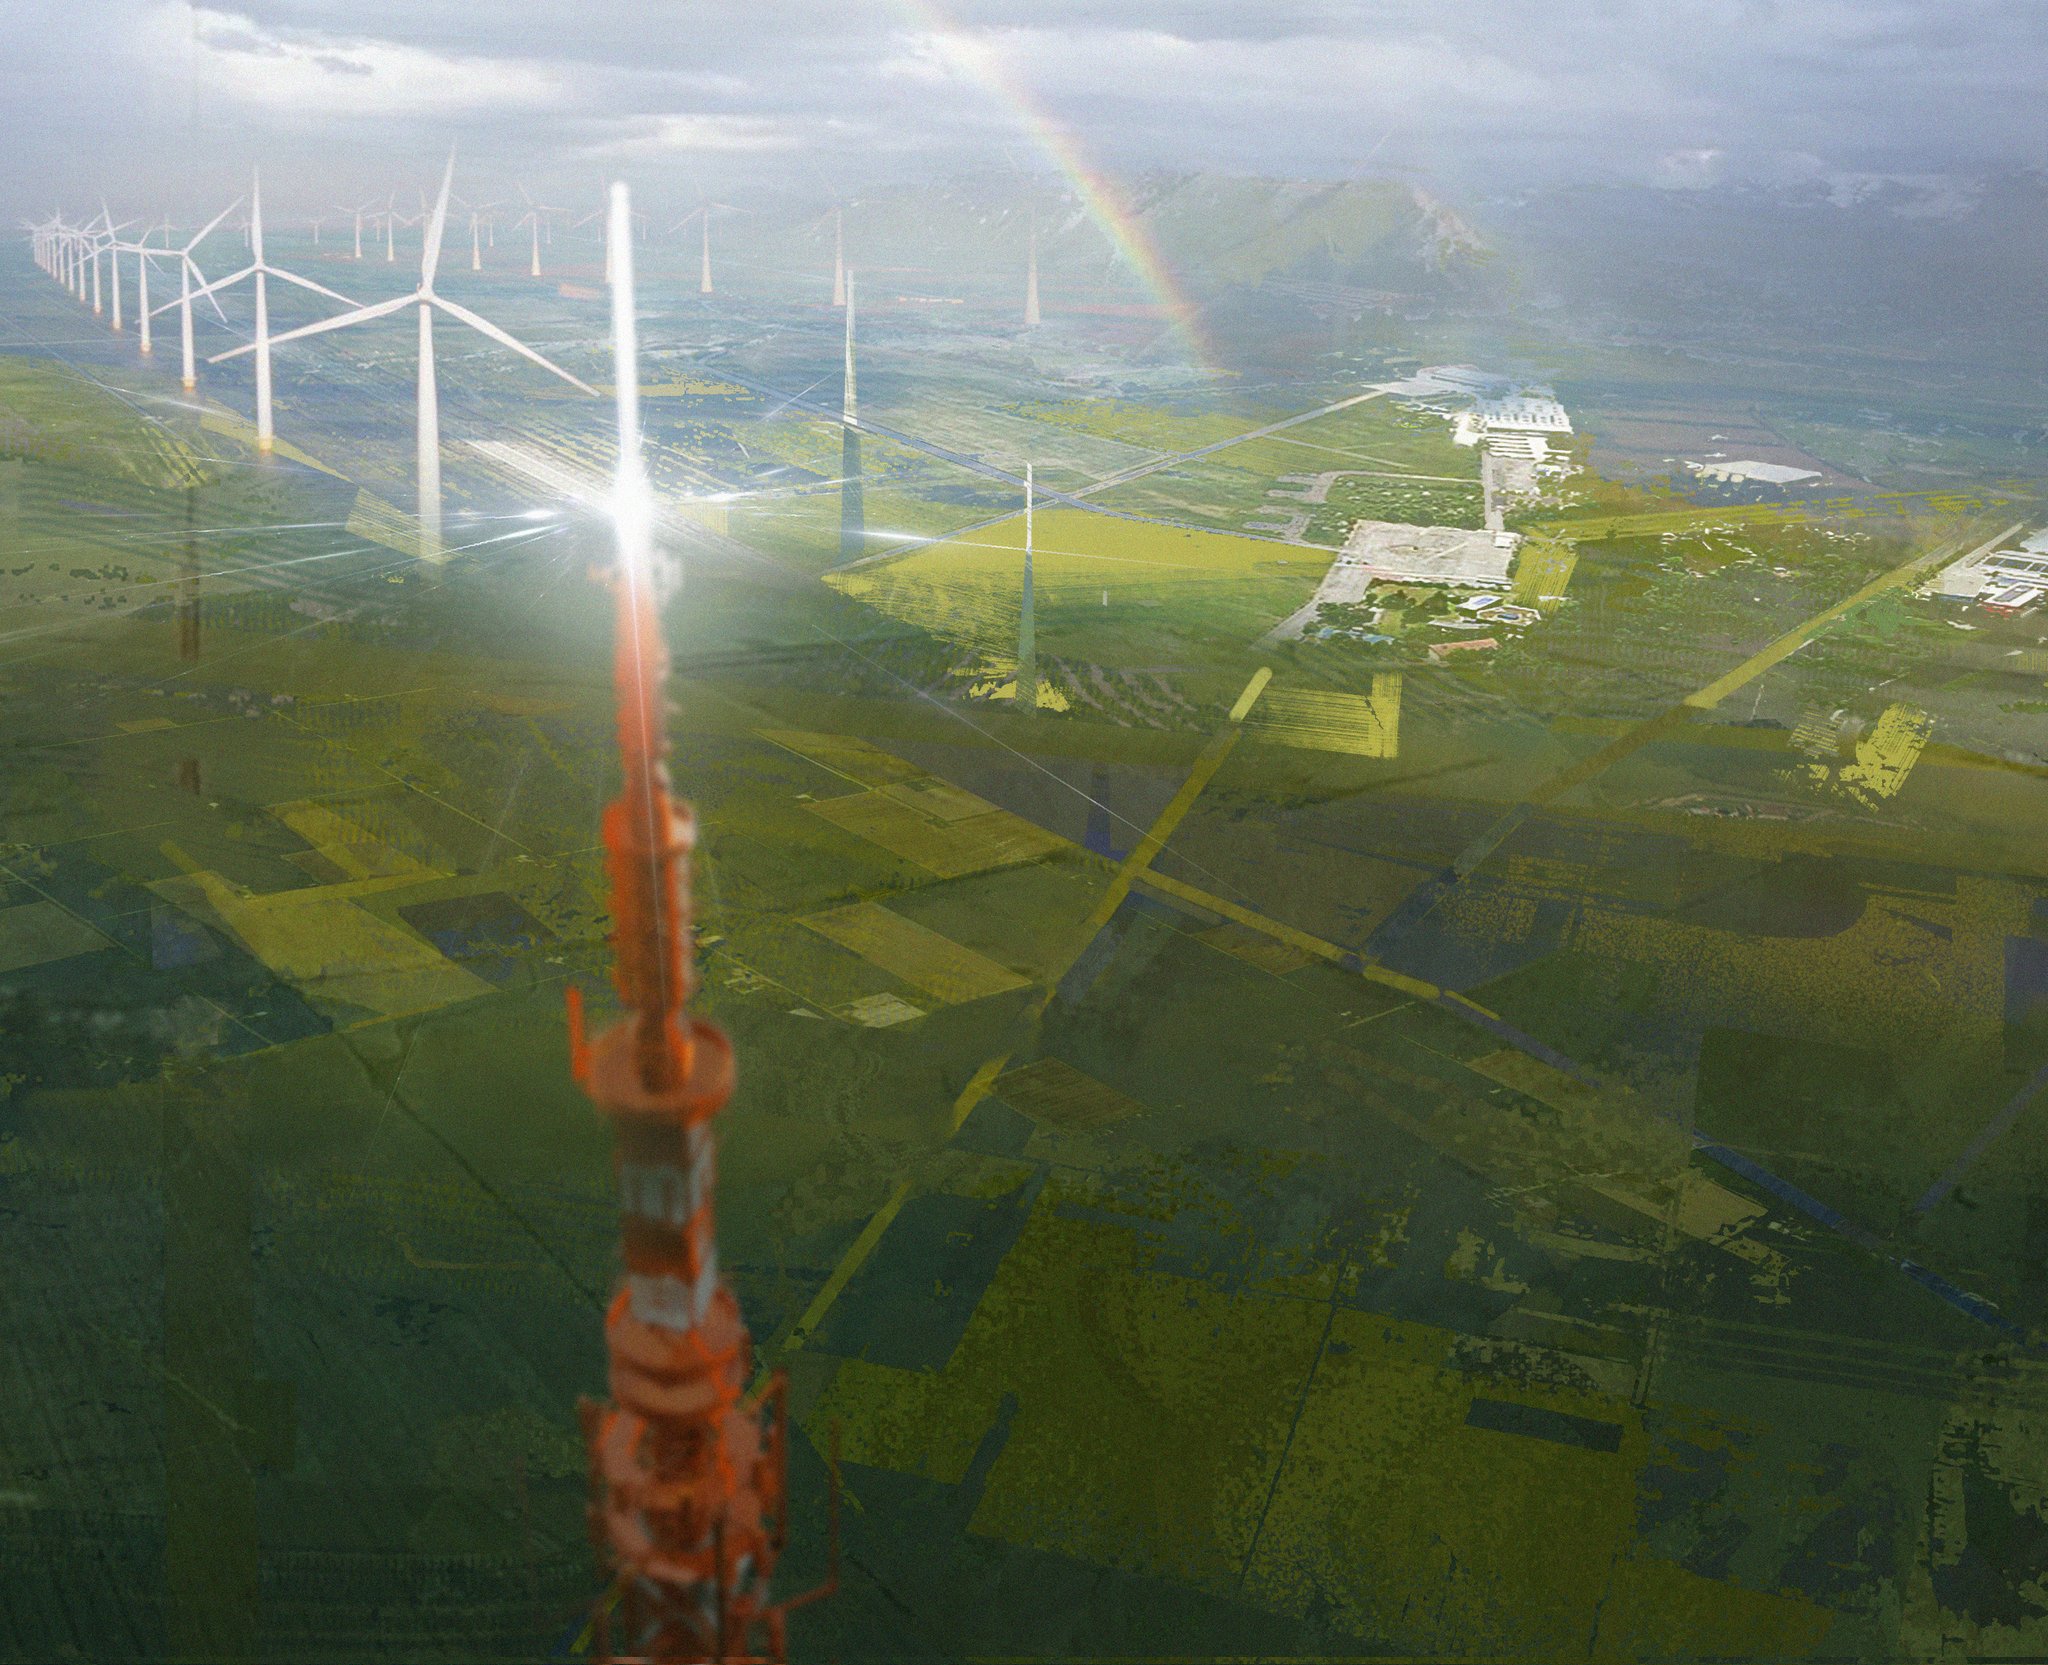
[515,184,567,278]
[215,154,598,557]
[671,204,734,295]
[144,199,240,390]
[177,171,356,448]
[84,206,122,316]
[340,198,377,260]
[55,211,93,304]
[112,219,169,353]
[25,215,72,288]
[50,215,85,300]
[74,218,95,305]
[57,216,85,297]
[457,196,503,271]
[49,215,81,299]
[101,203,143,333]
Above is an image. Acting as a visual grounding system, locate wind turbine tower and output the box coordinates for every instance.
[133,235,151,354]
[840,270,863,559]
[832,206,845,308]
[574,177,835,1665]
[699,211,713,295]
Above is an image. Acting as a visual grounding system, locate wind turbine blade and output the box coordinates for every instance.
[183,262,258,306]
[431,296,598,395]
[207,292,415,361]
[184,198,241,255]
[184,256,237,326]
[264,267,357,306]
[421,152,455,289]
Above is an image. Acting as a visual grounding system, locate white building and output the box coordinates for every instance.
[1932,535,2048,601]
[1474,393,1573,434]
[1688,459,1821,486]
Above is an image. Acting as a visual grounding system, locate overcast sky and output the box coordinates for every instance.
[5,2,2046,216]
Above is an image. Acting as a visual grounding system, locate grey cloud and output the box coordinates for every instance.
[3,1,2044,219]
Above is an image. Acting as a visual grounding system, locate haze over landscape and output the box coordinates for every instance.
[6,6,2048,1664]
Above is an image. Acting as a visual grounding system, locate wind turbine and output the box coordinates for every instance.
[309,213,326,247]
[96,204,139,331]
[85,207,118,315]
[144,198,239,390]
[517,203,545,277]
[48,215,82,299]
[52,216,82,300]
[671,205,732,295]
[52,215,81,296]
[53,212,90,303]
[457,196,503,272]
[515,185,566,278]
[178,171,355,448]
[340,199,377,260]
[216,154,597,557]
[112,219,168,349]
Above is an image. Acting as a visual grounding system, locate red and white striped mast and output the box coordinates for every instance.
[572,180,833,1665]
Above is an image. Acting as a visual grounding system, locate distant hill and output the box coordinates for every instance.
[1491,168,2048,386]
[1113,173,1491,293]
[723,171,1494,304]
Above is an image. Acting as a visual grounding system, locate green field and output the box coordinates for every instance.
[6,232,2048,1665]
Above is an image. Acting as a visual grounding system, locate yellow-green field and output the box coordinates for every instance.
[825,507,1327,661]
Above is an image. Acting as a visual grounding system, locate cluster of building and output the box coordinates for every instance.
[1932,529,2048,615]
[1267,366,1585,649]
[1436,379,1576,525]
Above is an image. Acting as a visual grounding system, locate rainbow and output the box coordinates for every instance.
[893,0,1215,367]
